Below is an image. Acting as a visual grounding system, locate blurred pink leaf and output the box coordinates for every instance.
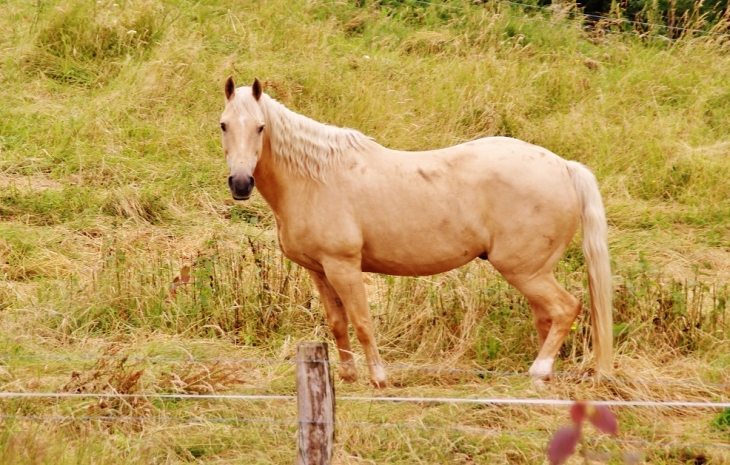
[570,402,618,435]
[547,425,581,465]
[586,404,619,436]
[570,401,586,425]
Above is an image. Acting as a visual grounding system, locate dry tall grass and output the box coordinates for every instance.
[1,0,729,463]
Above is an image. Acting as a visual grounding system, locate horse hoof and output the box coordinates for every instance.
[528,358,554,380]
[339,364,358,383]
[370,377,387,389]
[369,364,388,388]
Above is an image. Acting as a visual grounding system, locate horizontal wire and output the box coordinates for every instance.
[0,354,291,365]
[0,413,295,426]
[0,392,295,401]
[338,396,730,409]
[2,391,729,409]
[590,436,730,452]
[2,413,728,452]
[2,353,728,389]
[340,420,730,451]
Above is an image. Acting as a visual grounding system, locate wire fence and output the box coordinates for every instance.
[2,353,728,389]
[1,410,728,457]
[3,411,729,451]
[2,352,729,459]
[1,391,729,408]
[2,353,729,407]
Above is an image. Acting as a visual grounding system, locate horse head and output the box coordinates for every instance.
[220,76,265,200]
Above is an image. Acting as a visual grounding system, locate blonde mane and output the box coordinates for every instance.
[258,93,376,181]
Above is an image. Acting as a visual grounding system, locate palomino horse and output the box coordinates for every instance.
[220,77,613,387]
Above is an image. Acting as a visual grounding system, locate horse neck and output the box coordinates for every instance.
[252,133,287,214]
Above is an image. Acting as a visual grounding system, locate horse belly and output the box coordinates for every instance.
[360,255,477,276]
[360,229,486,276]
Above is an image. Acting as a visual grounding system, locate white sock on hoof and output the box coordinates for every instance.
[529,358,554,379]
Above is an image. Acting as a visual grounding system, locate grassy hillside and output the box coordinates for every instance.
[1,0,729,463]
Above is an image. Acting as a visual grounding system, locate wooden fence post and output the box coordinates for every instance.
[296,342,335,465]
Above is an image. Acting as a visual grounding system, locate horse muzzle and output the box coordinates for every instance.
[228,174,255,200]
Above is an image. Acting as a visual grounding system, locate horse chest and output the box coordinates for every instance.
[274,223,326,272]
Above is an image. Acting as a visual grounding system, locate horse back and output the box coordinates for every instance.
[310,136,583,276]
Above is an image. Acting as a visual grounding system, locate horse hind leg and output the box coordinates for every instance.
[509,272,581,381]
[307,269,358,383]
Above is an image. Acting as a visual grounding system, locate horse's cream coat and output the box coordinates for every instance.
[221,78,613,387]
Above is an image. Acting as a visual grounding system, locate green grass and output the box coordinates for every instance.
[1,0,730,463]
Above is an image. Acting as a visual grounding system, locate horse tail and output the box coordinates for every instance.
[566,161,613,378]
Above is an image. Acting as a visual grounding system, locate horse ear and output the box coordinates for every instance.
[224,76,235,101]
[252,77,262,101]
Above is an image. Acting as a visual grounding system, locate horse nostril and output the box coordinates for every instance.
[249,176,255,189]
[228,176,233,189]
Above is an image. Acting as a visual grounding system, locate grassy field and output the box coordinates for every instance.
[1,0,729,463]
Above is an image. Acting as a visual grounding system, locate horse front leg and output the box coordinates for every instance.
[307,269,358,383]
[320,258,387,388]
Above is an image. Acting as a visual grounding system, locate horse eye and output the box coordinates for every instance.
[220,122,227,132]
[258,124,265,134]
